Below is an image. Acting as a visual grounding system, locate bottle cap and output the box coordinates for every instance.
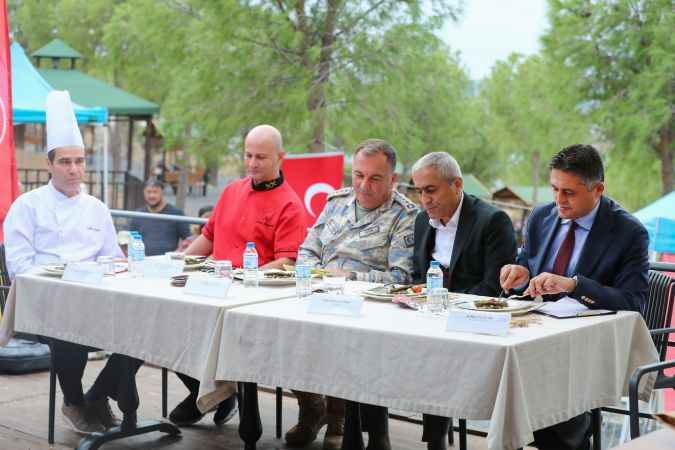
[430,260,440,268]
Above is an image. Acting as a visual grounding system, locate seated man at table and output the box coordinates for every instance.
[128,178,191,256]
[287,139,418,450]
[3,91,143,434]
[169,124,308,427]
[410,151,517,450]
[500,144,649,450]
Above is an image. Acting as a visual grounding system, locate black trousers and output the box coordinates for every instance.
[359,405,448,443]
[47,338,143,414]
[176,372,200,399]
[533,412,592,450]
[175,371,236,410]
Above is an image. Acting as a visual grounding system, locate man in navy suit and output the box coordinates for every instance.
[500,144,649,449]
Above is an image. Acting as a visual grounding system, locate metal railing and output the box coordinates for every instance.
[110,209,207,225]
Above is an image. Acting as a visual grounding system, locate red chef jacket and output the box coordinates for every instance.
[202,174,307,267]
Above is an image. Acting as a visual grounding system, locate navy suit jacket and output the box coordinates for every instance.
[516,196,649,312]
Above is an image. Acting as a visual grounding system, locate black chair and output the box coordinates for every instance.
[601,268,675,439]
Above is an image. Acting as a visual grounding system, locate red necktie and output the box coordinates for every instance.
[552,221,577,276]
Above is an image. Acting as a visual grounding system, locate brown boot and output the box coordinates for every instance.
[285,391,327,447]
[323,397,345,450]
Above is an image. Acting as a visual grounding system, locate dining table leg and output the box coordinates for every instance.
[238,382,262,450]
[341,400,365,450]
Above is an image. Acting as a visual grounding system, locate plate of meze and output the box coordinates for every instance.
[233,269,298,286]
[361,284,429,302]
[456,297,544,315]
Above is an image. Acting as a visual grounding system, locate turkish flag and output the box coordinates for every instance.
[0,0,18,242]
[282,152,344,225]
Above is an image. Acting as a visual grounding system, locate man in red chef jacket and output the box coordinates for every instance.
[169,124,308,426]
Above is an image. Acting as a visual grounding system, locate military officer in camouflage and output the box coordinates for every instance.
[285,139,417,450]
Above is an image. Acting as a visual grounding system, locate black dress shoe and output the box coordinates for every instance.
[213,395,238,425]
[169,395,204,426]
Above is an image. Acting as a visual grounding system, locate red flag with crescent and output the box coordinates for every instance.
[0,0,18,242]
[282,152,344,226]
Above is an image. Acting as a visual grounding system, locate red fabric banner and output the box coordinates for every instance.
[282,152,344,226]
[0,0,18,242]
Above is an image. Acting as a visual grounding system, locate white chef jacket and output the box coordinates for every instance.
[3,181,123,279]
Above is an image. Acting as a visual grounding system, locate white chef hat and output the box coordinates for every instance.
[45,90,84,154]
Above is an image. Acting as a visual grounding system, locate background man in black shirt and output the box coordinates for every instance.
[129,179,191,256]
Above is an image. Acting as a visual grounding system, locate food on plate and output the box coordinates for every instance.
[408,284,425,294]
[184,255,207,265]
[474,298,509,310]
[263,270,295,279]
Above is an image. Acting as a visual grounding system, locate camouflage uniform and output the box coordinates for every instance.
[300,187,418,283]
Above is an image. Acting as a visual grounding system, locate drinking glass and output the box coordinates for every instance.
[96,255,115,276]
[213,260,233,281]
[427,287,448,315]
[323,274,346,295]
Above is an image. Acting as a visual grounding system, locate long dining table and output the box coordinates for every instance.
[9,269,660,450]
[217,296,659,450]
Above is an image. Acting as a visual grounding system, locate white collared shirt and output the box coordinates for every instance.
[429,193,464,268]
[3,181,123,279]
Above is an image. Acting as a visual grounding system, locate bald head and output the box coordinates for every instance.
[244,124,286,184]
[245,125,283,153]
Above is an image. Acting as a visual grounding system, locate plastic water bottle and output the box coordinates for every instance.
[243,242,259,287]
[295,255,312,298]
[426,260,443,291]
[129,232,146,277]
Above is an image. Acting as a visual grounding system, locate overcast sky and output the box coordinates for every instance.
[441,0,549,80]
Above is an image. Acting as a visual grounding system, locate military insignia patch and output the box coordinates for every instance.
[359,225,380,237]
[404,234,415,247]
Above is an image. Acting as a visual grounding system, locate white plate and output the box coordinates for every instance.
[233,270,297,286]
[457,299,544,315]
[361,284,428,301]
[41,265,65,276]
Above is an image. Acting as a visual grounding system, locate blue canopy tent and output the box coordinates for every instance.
[11,42,107,124]
[634,191,675,254]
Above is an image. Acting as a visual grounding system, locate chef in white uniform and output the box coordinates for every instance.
[3,91,142,434]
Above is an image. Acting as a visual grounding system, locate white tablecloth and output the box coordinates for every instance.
[12,271,298,411]
[217,298,659,450]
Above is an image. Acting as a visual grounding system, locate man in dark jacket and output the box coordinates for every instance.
[410,151,517,450]
[500,144,649,450]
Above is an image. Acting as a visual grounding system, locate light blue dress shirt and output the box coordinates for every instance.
[542,200,601,277]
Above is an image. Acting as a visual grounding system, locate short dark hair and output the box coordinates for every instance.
[549,144,604,187]
[354,139,397,172]
[47,151,55,163]
[198,205,213,217]
[144,178,164,190]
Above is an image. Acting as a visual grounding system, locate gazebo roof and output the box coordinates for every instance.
[31,38,83,59]
[39,68,160,117]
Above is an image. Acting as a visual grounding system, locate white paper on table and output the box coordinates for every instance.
[538,296,589,316]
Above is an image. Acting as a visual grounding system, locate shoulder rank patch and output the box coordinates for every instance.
[404,233,415,247]
[327,187,353,199]
[394,191,419,214]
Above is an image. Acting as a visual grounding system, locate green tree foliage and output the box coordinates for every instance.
[543,0,675,208]
[480,53,591,202]
[333,24,491,177]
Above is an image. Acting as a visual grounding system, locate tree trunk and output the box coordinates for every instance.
[656,122,674,195]
[531,150,541,206]
[306,0,340,152]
